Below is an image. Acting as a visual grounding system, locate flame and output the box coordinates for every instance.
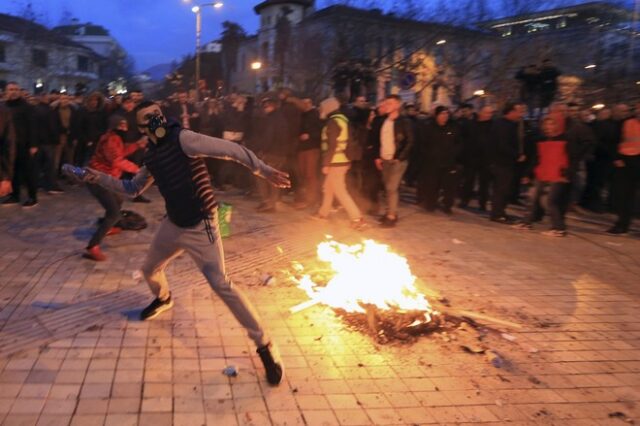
[293,239,433,322]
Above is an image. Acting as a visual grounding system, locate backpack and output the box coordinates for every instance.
[117,210,148,231]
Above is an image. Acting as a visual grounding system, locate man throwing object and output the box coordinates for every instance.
[79,101,290,386]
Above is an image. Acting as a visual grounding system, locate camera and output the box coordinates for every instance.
[148,114,167,138]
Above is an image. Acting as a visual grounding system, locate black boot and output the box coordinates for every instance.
[256,343,284,386]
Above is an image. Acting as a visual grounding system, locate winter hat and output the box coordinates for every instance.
[319,97,340,120]
[434,105,449,117]
[108,115,126,130]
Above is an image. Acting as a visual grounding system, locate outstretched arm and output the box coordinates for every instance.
[180,130,290,188]
[86,166,155,197]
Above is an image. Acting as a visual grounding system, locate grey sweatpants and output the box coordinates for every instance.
[141,210,268,347]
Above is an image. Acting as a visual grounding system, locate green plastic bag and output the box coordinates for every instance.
[218,203,233,238]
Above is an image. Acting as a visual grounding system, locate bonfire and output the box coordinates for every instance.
[290,238,443,342]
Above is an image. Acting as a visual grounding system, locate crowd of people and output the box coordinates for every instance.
[0,80,639,248]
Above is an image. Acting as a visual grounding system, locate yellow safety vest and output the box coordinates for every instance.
[321,113,349,164]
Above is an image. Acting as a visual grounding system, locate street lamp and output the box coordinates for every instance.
[251,61,262,93]
[185,1,224,101]
[473,89,485,97]
[436,39,447,45]
[584,64,597,70]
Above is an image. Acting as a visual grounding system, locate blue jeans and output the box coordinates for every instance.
[526,181,570,231]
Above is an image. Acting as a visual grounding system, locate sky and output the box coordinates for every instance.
[0,0,632,72]
[1,0,263,71]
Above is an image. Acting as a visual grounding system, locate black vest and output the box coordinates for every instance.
[144,123,217,227]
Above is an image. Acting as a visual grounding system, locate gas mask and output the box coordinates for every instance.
[147,114,167,139]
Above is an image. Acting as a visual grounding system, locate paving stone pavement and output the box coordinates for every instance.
[0,185,639,426]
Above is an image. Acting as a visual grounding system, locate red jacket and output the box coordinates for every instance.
[530,133,580,182]
[89,131,140,177]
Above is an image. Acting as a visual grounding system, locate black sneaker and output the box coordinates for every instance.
[606,226,628,235]
[1,197,19,206]
[140,294,174,320]
[22,198,38,208]
[256,343,284,386]
[133,195,151,203]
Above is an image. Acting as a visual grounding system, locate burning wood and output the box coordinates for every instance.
[289,238,439,342]
[288,238,521,344]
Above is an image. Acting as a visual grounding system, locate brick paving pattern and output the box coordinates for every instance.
[0,186,639,425]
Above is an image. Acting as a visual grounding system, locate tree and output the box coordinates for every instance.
[57,6,76,26]
[273,7,293,86]
[220,21,247,91]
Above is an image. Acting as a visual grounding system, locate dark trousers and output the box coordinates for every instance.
[422,166,458,211]
[525,181,570,230]
[510,160,527,202]
[460,162,491,208]
[87,183,123,248]
[257,154,286,208]
[490,163,514,219]
[296,148,320,205]
[582,156,611,211]
[39,145,62,191]
[611,155,640,230]
[11,146,38,201]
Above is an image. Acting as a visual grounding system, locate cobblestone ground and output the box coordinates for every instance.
[0,185,639,426]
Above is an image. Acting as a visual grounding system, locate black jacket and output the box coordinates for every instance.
[31,102,57,146]
[371,115,415,162]
[565,118,596,161]
[489,117,520,166]
[114,108,141,143]
[251,110,288,157]
[0,105,15,180]
[81,107,108,145]
[423,121,462,169]
[468,119,494,166]
[5,98,32,148]
[169,102,200,132]
[52,105,82,145]
[591,118,619,161]
[299,108,323,152]
[221,106,249,134]
[200,111,224,138]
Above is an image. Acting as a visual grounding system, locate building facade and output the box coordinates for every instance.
[0,14,100,93]
[233,1,492,107]
[231,0,637,107]
[54,21,132,94]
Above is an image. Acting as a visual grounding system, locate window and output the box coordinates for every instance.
[261,41,269,62]
[77,55,89,72]
[557,18,567,29]
[0,44,5,62]
[32,49,47,68]
[525,22,550,33]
